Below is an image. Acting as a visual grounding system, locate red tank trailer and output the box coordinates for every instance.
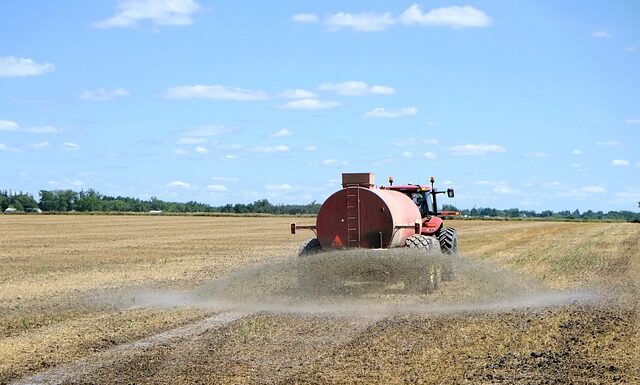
[291,173,459,256]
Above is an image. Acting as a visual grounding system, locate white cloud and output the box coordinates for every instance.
[165,85,268,101]
[177,137,207,144]
[580,186,606,194]
[249,145,289,153]
[0,120,19,131]
[167,181,190,188]
[94,0,202,29]
[0,57,55,77]
[185,125,231,137]
[572,149,583,155]
[207,184,227,192]
[492,183,519,195]
[626,118,639,125]
[591,30,612,38]
[322,159,348,166]
[279,89,318,99]
[266,184,293,191]
[194,146,209,154]
[394,138,439,146]
[318,81,395,95]
[364,107,418,118]
[0,144,9,151]
[222,155,238,161]
[611,159,630,166]
[27,126,63,134]
[282,98,341,110]
[596,140,621,147]
[448,144,506,156]
[304,145,318,151]
[28,141,50,149]
[401,151,414,158]
[473,180,494,186]
[525,152,550,158]
[626,45,638,52]
[423,151,437,159]
[400,5,492,28]
[64,142,80,150]
[173,148,188,155]
[613,191,640,202]
[270,128,292,138]
[79,88,130,101]
[212,176,239,182]
[292,13,319,23]
[324,12,395,32]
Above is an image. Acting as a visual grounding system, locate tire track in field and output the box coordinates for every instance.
[10,311,248,385]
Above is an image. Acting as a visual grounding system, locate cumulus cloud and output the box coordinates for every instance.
[94,0,202,29]
[266,184,293,191]
[28,141,50,149]
[400,5,492,28]
[269,129,292,138]
[26,126,63,134]
[177,137,207,144]
[318,81,395,96]
[79,88,130,101]
[165,85,268,101]
[0,120,19,131]
[249,145,289,153]
[595,140,621,147]
[304,145,318,151]
[194,146,209,154]
[572,149,583,155]
[364,107,417,118]
[206,184,227,192]
[279,89,318,99]
[580,186,606,194]
[611,159,630,166]
[322,159,348,166]
[184,125,232,137]
[401,151,414,158]
[283,99,341,110]
[423,151,437,159]
[292,13,319,23]
[167,181,190,188]
[324,12,395,32]
[64,142,80,150]
[591,30,612,38]
[626,118,639,125]
[0,57,55,77]
[448,144,506,156]
[394,138,439,146]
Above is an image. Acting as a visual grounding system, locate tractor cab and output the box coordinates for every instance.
[380,176,457,219]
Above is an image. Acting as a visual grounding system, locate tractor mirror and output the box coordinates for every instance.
[447,188,455,198]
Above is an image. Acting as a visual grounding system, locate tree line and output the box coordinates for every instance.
[0,189,638,221]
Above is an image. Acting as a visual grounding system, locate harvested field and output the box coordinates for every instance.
[0,216,638,384]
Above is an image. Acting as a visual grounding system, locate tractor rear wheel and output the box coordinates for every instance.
[437,227,458,254]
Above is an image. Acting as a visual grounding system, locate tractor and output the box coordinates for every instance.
[290,173,459,292]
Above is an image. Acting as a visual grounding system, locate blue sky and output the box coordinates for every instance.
[1,1,638,211]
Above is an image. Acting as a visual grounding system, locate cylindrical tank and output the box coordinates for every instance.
[316,187,421,249]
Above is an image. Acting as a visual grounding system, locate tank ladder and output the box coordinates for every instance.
[345,185,361,247]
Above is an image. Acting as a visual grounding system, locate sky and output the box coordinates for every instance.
[0,1,639,212]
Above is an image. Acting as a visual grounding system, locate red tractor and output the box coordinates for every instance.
[291,173,458,256]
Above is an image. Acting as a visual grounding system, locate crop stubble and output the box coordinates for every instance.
[0,216,638,384]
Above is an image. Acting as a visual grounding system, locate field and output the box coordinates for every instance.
[0,216,638,384]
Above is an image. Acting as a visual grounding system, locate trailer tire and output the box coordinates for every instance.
[298,238,322,257]
[437,227,458,255]
[405,234,437,252]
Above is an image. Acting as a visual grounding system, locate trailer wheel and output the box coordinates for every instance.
[404,234,437,252]
[437,227,458,254]
[298,238,321,257]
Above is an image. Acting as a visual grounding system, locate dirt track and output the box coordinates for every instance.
[1,217,638,384]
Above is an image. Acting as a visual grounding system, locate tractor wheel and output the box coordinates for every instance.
[404,234,437,252]
[298,238,322,257]
[437,227,458,255]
